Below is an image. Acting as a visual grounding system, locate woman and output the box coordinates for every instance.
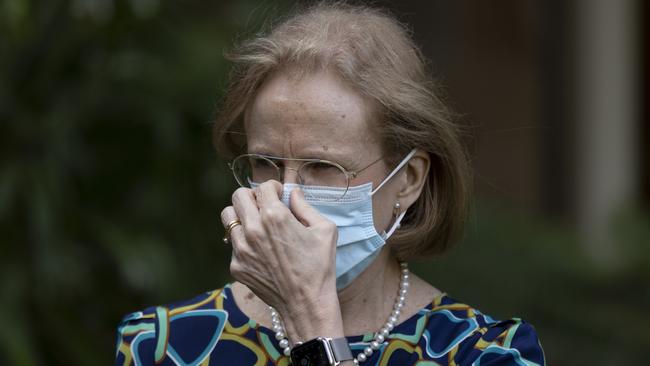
[115,3,545,366]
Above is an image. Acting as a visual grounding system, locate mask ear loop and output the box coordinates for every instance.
[370,149,418,196]
[373,149,417,240]
[384,210,407,239]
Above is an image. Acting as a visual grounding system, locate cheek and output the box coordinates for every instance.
[371,190,397,234]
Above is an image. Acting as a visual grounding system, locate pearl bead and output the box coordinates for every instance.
[399,296,406,303]
[275,331,285,340]
[380,328,389,337]
[370,341,380,350]
[386,322,394,331]
[273,324,283,332]
[283,347,291,356]
[279,339,289,348]
[402,273,409,280]
[400,281,410,289]
[353,359,359,365]
[364,347,373,356]
[357,353,367,362]
[399,288,407,296]
[388,316,397,324]
[375,334,385,343]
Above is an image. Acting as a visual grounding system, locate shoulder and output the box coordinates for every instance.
[114,287,230,366]
[417,295,545,365]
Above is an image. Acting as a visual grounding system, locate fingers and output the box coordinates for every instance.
[220,205,239,227]
[231,186,282,245]
[289,187,325,227]
[220,206,246,246]
[221,206,255,284]
[231,187,262,230]
[254,180,296,229]
[254,180,283,208]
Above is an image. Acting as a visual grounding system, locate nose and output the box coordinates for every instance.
[281,165,301,185]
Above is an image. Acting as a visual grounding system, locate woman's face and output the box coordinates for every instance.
[244,69,402,233]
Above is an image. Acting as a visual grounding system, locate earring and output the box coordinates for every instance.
[393,202,401,217]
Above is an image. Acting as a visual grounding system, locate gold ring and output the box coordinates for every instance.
[223,219,242,244]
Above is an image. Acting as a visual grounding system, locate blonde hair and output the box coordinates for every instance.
[213,2,472,260]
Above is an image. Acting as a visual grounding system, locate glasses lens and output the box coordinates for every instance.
[299,161,349,201]
[231,155,280,187]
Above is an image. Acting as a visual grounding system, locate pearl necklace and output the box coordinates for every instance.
[269,262,410,364]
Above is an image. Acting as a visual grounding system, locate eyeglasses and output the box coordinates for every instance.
[228,153,384,201]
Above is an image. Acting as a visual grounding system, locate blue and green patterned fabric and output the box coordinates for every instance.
[114,284,545,365]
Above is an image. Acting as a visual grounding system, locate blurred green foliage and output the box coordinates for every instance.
[1,1,648,365]
[1,1,288,364]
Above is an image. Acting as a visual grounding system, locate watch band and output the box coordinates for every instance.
[289,337,353,366]
[329,337,353,362]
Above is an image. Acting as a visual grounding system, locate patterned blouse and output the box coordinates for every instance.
[114,284,545,365]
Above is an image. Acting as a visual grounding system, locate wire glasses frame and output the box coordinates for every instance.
[228,153,384,200]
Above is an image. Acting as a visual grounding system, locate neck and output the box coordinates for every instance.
[336,247,402,335]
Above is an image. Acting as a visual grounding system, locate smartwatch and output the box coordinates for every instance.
[289,337,353,366]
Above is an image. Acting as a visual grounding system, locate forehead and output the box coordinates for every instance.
[244,69,381,161]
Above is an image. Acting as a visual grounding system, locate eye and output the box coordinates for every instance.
[306,162,338,170]
[298,161,348,188]
[251,158,275,168]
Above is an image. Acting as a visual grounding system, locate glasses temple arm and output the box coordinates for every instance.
[370,149,418,195]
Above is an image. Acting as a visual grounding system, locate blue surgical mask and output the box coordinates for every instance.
[279,149,417,290]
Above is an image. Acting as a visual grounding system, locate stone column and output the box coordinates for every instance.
[574,0,640,266]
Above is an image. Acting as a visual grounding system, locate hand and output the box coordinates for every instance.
[221,180,343,341]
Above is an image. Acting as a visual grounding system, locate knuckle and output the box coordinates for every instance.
[259,206,273,218]
[271,201,286,211]
[269,179,282,190]
[260,206,280,221]
[321,219,337,232]
[229,260,243,278]
[232,187,250,203]
[260,180,282,194]
[261,203,288,223]
[220,207,233,222]
[258,180,270,189]
[244,225,264,243]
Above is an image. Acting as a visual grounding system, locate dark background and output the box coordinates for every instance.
[1,0,648,365]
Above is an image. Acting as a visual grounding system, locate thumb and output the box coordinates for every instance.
[289,188,324,226]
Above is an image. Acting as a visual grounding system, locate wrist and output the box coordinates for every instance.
[280,294,344,343]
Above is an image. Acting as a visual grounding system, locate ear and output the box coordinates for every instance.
[397,149,430,211]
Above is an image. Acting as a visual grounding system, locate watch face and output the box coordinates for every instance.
[290,338,332,366]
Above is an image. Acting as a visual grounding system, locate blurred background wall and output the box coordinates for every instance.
[1,0,648,365]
